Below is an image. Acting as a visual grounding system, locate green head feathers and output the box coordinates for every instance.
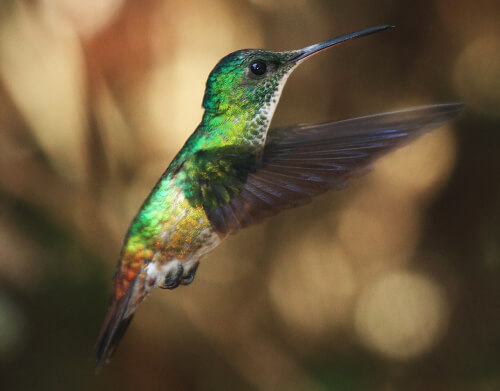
[202,50,298,119]
[197,25,394,150]
[199,49,299,151]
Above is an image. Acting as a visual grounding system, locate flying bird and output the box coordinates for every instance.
[95,25,462,370]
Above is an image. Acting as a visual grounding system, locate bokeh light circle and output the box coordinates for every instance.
[355,271,448,360]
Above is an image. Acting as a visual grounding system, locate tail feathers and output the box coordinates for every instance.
[94,286,135,372]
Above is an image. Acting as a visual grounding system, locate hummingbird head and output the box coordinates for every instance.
[201,49,297,120]
[200,25,394,146]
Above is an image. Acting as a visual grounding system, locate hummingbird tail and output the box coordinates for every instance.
[94,285,135,373]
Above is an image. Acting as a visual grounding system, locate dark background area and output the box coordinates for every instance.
[0,0,499,390]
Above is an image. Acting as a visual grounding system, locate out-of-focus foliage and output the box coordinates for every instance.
[0,0,499,390]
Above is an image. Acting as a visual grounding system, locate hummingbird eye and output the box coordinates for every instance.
[249,60,267,76]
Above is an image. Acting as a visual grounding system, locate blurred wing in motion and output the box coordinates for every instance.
[205,103,463,234]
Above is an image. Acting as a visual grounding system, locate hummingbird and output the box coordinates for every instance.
[94,25,462,370]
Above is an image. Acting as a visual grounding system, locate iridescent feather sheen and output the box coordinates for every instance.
[95,25,462,370]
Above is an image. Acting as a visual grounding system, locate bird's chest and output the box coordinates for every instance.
[126,189,221,312]
[153,187,222,263]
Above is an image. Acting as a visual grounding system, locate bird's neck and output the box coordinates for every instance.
[198,90,285,153]
[199,108,266,151]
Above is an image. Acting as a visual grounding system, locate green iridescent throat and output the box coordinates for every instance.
[197,49,296,150]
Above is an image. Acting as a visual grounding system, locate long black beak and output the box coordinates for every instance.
[288,25,395,63]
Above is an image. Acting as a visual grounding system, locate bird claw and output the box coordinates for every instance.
[180,262,199,286]
[160,263,184,289]
[160,261,200,289]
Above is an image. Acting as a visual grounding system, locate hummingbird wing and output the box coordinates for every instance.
[203,103,463,234]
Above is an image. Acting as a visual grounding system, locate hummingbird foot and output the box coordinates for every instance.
[159,260,200,289]
[180,262,199,286]
[160,262,184,289]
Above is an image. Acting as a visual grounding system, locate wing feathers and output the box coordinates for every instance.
[201,104,463,235]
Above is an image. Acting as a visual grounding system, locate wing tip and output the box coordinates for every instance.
[424,102,464,121]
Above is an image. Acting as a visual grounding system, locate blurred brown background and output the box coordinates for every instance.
[0,0,499,390]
